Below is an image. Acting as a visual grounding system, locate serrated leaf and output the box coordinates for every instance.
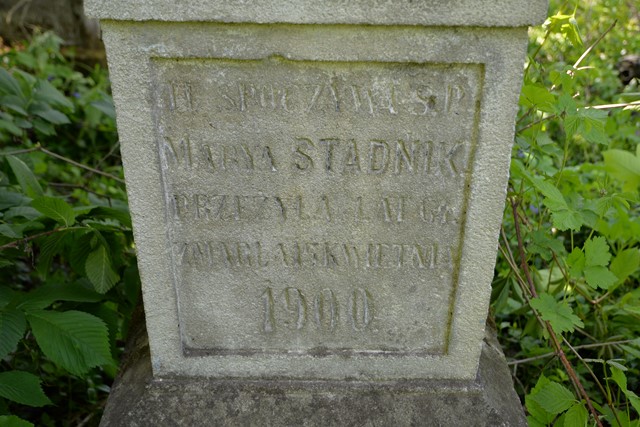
[551,209,585,231]
[584,266,618,290]
[526,375,556,424]
[567,248,585,279]
[520,84,557,113]
[0,371,51,407]
[584,237,611,267]
[89,206,132,228]
[531,178,584,230]
[0,415,35,427]
[530,293,584,334]
[17,281,104,311]
[31,196,76,227]
[0,308,26,359]
[607,366,640,415]
[563,403,588,427]
[37,229,72,276]
[85,245,120,293]
[610,365,628,391]
[25,310,111,376]
[628,393,640,417]
[529,230,566,261]
[531,381,576,414]
[5,155,43,198]
[610,249,640,284]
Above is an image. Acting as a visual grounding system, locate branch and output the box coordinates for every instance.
[39,146,125,184]
[510,198,603,427]
[0,227,66,251]
[573,20,617,69]
[507,339,638,365]
[1,144,125,184]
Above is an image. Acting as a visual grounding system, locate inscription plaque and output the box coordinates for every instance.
[152,58,482,356]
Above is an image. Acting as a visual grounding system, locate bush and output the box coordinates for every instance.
[495,1,640,425]
[0,33,138,426]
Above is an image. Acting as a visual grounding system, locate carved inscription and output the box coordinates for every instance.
[153,58,482,354]
[174,240,453,270]
[170,193,458,224]
[261,287,373,333]
[160,134,469,180]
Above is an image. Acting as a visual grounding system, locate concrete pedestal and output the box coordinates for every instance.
[101,315,526,426]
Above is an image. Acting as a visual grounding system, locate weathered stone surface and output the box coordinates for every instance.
[91,0,546,424]
[85,0,546,27]
[100,313,527,426]
[93,18,539,380]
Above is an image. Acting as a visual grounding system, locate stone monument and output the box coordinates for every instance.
[87,1,547,424]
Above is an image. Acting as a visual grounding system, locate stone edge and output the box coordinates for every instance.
[100,310,527,426]
[85,0,547,27]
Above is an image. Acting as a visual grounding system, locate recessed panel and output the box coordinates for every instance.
[150,58,482,356]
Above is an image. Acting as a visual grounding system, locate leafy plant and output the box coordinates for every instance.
[0,33,138,426]
[495,0,640,426]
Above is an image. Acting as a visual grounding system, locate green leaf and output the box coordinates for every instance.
[0,415,35,427]
[567,248,585,279]
[610,365,629,393]
[520,84,557,113]
[0,224,22,239]
[529,230,566,261]
[0,308,26,359]
[603,149,640,193]
[0,190,30,210]
[89,206,132,228]
[0,370,51,407]
[5,155,43,198]
[1,95,28,115]
[526,375,557,425]
[608,366,640,415]
[3,206,42,221]
[584,266,618,290]
[36,229,72,276]
[531,380,576,414]
[0,68,24,97]
[584,237,611,267]
[31,196,77,227]
[25,310,112,376]
[0,119,23,136]
[33,79,74,109]
[610,249,640,284]
[530,293,584,334]
[85,245,120,293]
[563,403,588,427]
[17,281,104,311]
[532,178,584,230]
[30,104,69,125]
[89,98,116,119]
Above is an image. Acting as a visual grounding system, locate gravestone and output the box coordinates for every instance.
[87,1,547,424]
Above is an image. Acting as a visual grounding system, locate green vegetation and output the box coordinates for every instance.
[495,0,640,425]
[0,0,638,425]
[0,34,137,426]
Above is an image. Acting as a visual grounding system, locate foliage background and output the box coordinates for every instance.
[0,0,638,425]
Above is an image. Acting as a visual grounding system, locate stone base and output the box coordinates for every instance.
[100,316,526,426]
